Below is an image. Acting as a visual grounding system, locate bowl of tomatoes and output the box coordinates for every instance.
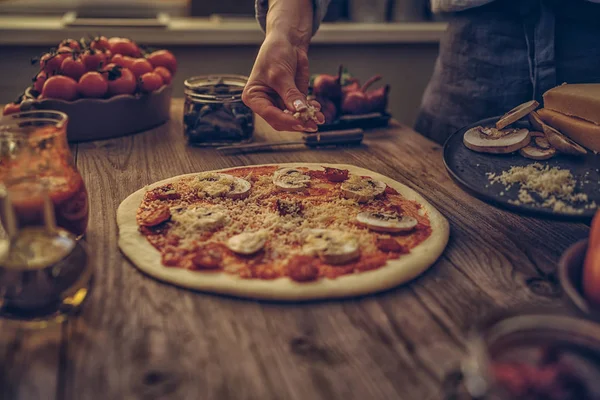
[2,36,177,142]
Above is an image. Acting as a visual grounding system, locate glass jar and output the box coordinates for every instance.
[0,183,93,328]
[459,308,600,399]
[183,74,254,146]
[0,111,89,238]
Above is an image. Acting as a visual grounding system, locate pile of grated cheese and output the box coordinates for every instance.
[487,163,597,214]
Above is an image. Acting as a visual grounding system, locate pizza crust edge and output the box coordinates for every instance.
[116,163,450,301]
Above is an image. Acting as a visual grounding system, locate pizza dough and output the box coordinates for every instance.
[117,163,450,301]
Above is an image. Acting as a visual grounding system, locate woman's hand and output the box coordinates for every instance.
[243,0,325,132]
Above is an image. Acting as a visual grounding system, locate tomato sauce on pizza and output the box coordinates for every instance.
[135,165,432,282]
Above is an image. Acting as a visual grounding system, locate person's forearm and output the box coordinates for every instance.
[266,0,314,47]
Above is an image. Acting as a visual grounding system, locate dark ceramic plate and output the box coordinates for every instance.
[443,116,600,222]
[318,112,390,132]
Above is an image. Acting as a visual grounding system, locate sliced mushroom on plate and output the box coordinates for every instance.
[303,229,360,265]
[534,136,551,149]
[226,231,268,255]
[528,111,545,132]
[542,124,587,156]
[519,144,557,160]
[273,167,311,191]
[496,100,540,130]
[341,176,387,203]
[529,131,545,138]
[356,211,417,233]
[463,126,531,154]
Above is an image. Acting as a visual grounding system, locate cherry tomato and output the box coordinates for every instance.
[78,72,108,98]
[153,66,172,85]
[146,50,177,74]
[60,57,86,81]
[58,38,81,51]
[111,54,135,69]
[57,45,75,56]
[90,36,110,52]
[129,58,153,78]
[40,52,66,75]
[109,37,141,57]
[41,75,78,101]
[2,103,21,116]
[107,67,137,96]
[138,72,163,93]
[33,71,47,93]
[81,49,106,72]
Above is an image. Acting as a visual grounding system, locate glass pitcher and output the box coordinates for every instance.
[0,110,89,238]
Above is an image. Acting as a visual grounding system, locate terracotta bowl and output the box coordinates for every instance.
[21,84,172,142]
[557,239,600,320]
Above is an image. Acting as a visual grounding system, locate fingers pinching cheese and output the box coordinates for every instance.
[341,175,386,203]
[273,168,311,192]
[227,231,268,255]
[303,229,360,265]
[356,211,417,233]
[194,172,251,199]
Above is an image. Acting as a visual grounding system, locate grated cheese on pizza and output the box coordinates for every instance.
[135,166,432,282]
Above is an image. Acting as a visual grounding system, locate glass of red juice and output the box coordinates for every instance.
[0,110,89,238]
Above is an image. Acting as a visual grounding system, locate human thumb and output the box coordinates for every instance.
[274,76,308,114]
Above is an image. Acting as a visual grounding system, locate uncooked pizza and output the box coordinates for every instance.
[117,163,449,300]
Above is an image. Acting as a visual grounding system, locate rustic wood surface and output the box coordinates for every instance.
[0,99,591,400]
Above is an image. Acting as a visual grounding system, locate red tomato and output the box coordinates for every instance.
[129,58,153,78]
[81,50,106,72]
[153,66,172,85]
[138,72,163,93]
[109,38,141,57]
[111,54,135,69]
[90,36,110,52]
[33,71,47,93]
[2,103,21,116]
[58,39,80,51]
[40,52,65,75]
[146,50,177,74]
[78,72,108,98]
[41,75,78,101]
[61,57,86,81]
[57,46,75,56]
[107,67,137,96]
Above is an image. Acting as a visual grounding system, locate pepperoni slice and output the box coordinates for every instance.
[191,243,223,270]
[138,204,171,227]
[287,255,320,282]
[376,237,409,253]
[323,167,349,182]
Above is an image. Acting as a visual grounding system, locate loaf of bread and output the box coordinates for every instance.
[543,84,600,125]
[538,108,600,153]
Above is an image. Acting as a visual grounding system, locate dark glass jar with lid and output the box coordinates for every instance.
[183,75,254,146]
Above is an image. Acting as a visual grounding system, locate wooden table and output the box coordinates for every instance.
[0,100,590,400]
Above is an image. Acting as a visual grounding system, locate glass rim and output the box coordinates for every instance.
[0,110,68,129]
[184,74,248,102]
